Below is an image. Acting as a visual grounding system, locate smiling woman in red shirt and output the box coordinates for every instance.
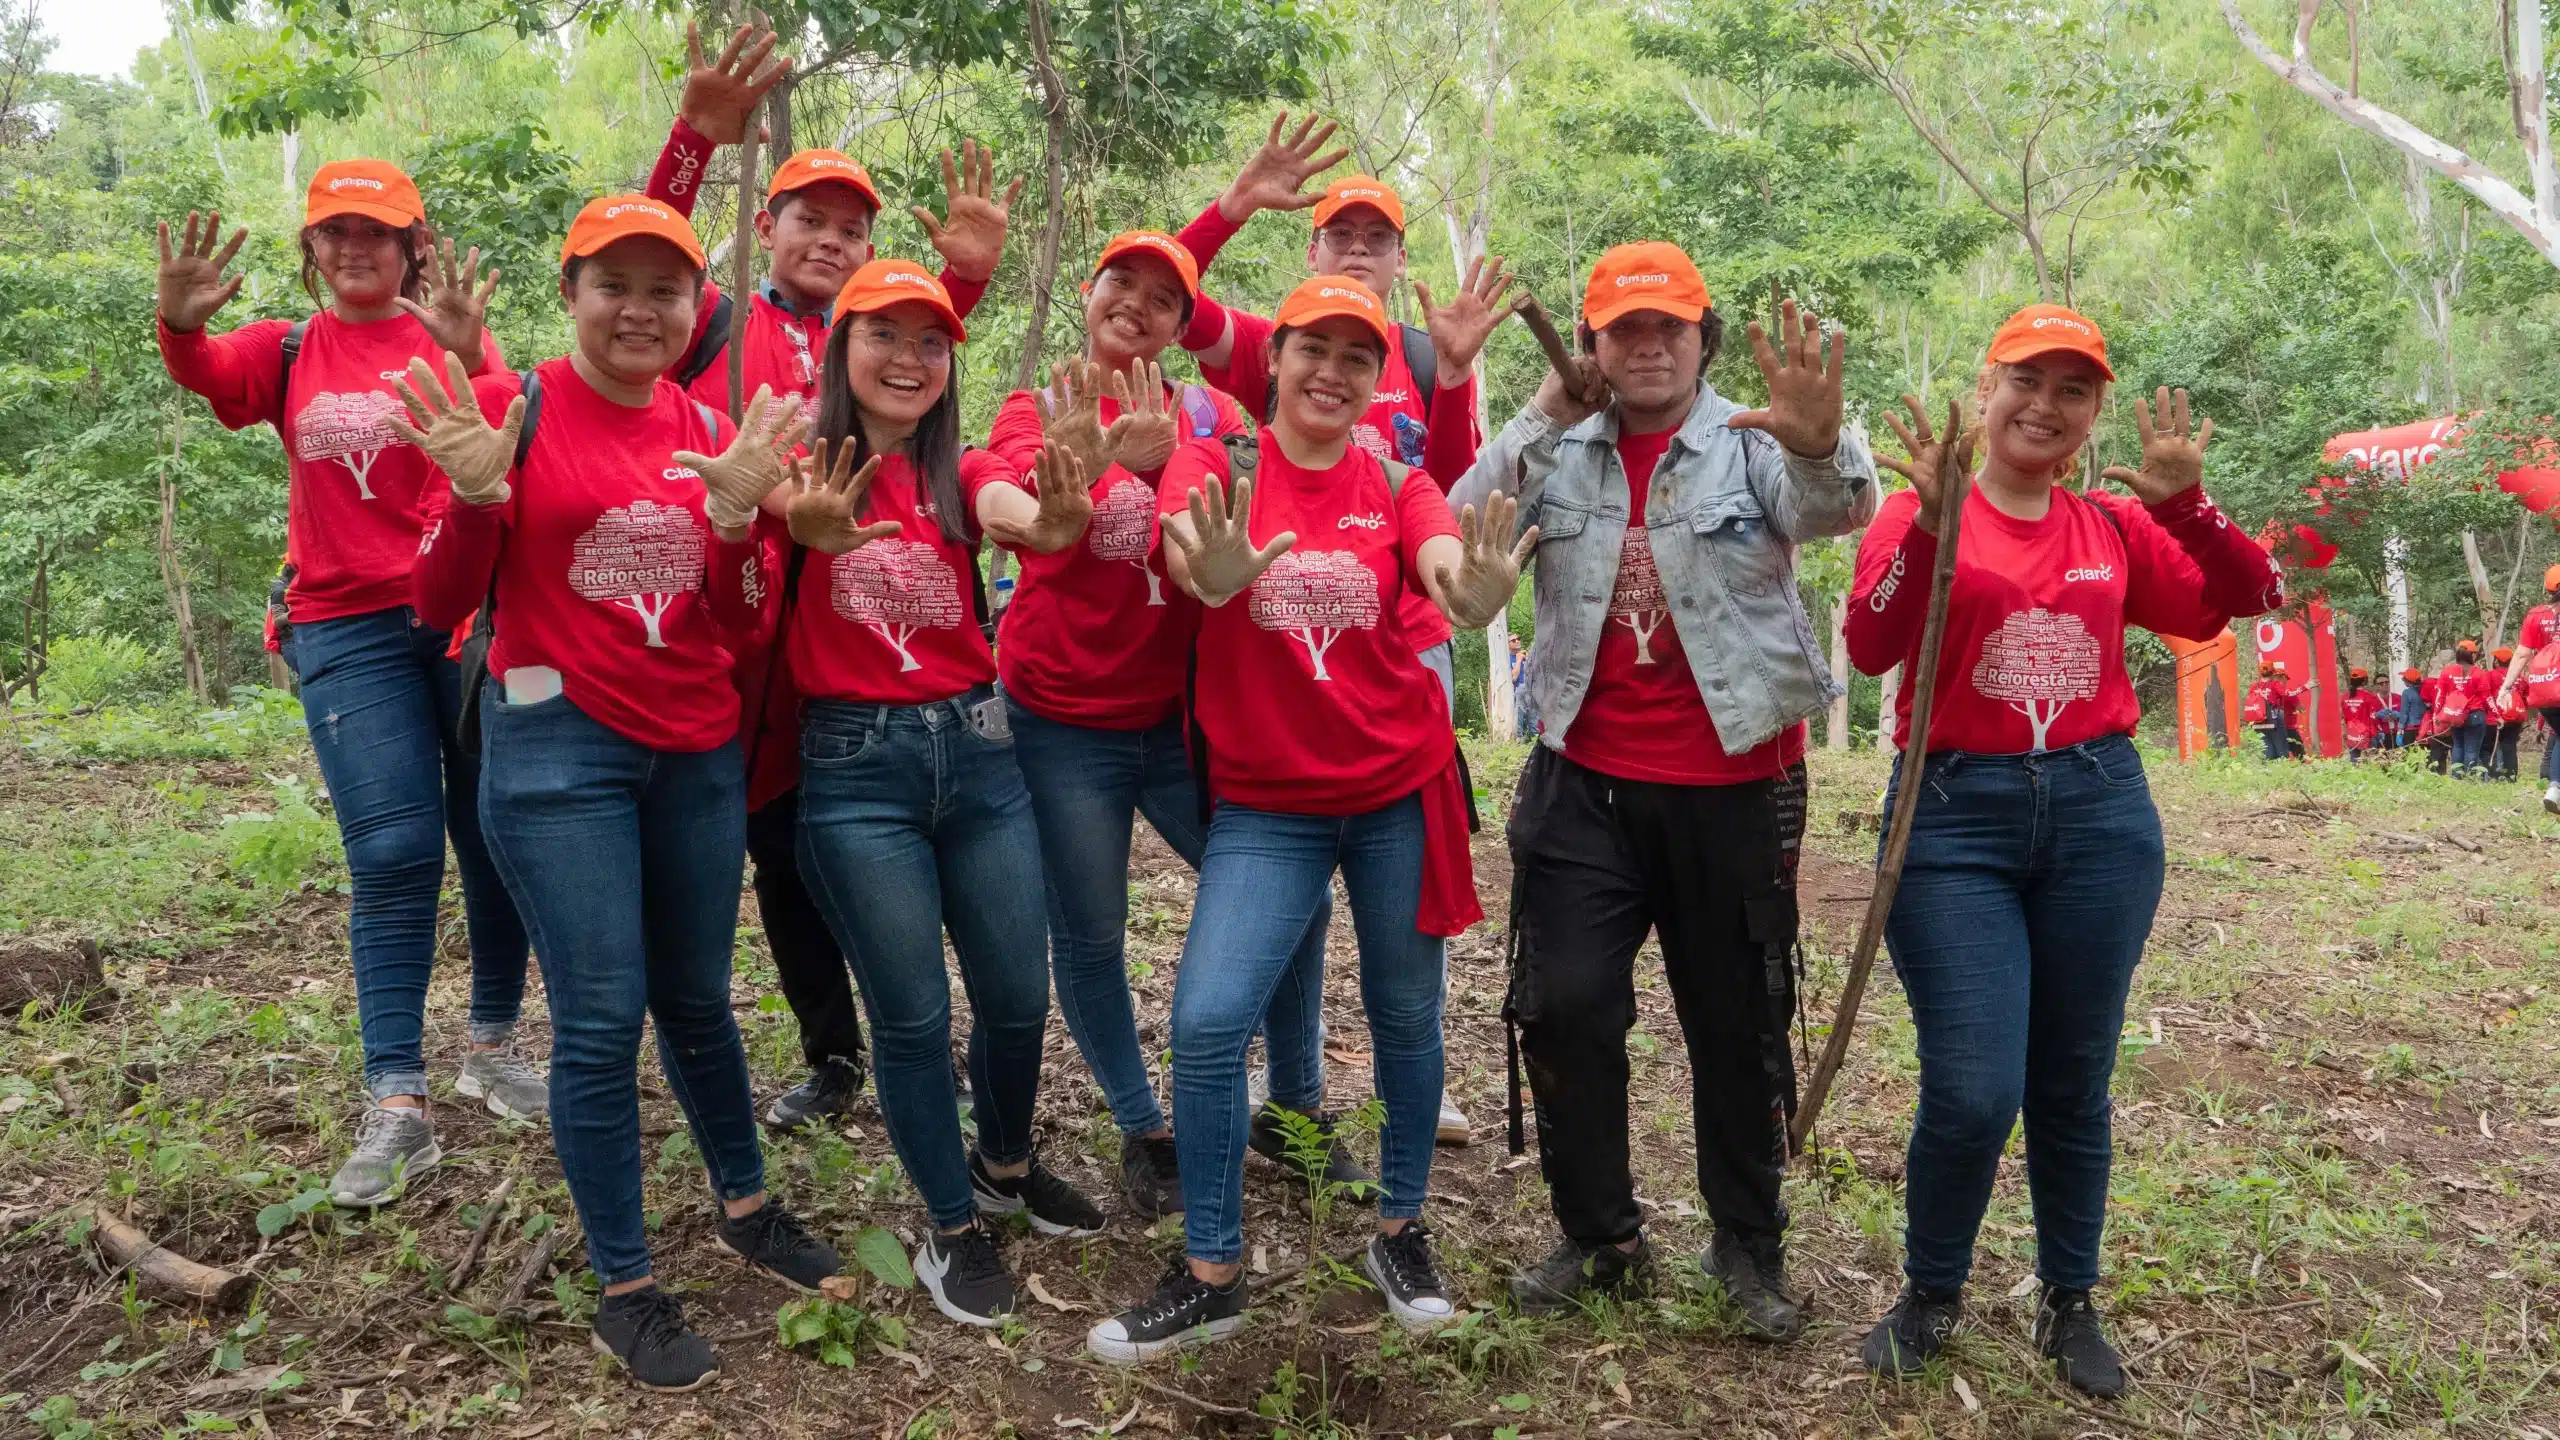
[152,162,537,1207]
[775,260,1109,1333]
[400,195,841,1392]
[1845,304,2282,1396]
[1084,275,1533,1365]
[979,232,1334,1223]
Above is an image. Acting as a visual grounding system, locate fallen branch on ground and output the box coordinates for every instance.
[89,1207,255,1310]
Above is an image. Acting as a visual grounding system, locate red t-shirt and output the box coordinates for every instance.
[2341,687,2382,747]
[1562,427,1806,785]
[2521,602,2557,652]
[158,311,505,624]
[1172,203,1484,658]
[784,451,1005,706]
[410,358,759,752]
[984,383,1246,729]
[1156,434,1455,809]
[1848,483,2284,754]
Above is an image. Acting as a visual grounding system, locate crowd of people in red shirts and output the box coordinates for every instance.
[2245,580,2560,810]
[148,18,2317,1404]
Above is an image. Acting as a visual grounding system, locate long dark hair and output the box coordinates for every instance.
[299,220,436,308]
[815,315,966,545]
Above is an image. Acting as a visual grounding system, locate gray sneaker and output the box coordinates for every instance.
[456,1045,549,1123]
[329,1105,443,1207]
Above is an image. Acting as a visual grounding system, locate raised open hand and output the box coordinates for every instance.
[984,440,1096,554]
[785,440,904,555]
[383,353,524,505]
[678,384,810,538]
[155,212,247,333]
[1413,256,1525,385]
[1165,473,1293,606]
[2099,387,2213,506]
[1218,112,1351,221]
[680,17,792,146]
[393,239,500,372]
[1728,298,1846,459]
[1104,360,1180,474]
[1434,491,1539,629]
[1877,395,1973,537]
[1036,359,1114,478]
[912,141,1022,283]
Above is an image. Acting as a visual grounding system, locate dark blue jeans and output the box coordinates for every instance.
[796,690,1051,1231]
[285,608,528,1100]
[2453,711,2490,771]
[1170,795,1443,1264]
[476,691,765,1286]
[2543,708,2560,783]
[1881,734,2164,1296]
[1006,700,1326,1136]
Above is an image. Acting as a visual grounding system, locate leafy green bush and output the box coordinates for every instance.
[38,634,166,710]
[222,777,344,892]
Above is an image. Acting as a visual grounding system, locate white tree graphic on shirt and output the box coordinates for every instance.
[1250,549,1379,681]
[293,390,410,500]
[1970,607,2102,750]
[830,538,963,670]
[569,500,705,648]
[1607,526,1669,663]
[1086,479,1166,605]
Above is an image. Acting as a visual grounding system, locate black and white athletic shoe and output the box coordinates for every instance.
[591,1286,719,1392]
[714,1201,842,1292]
[970,1149,1107,1237]
[1366,1222,1458,1332]
[1120,1134,1184,1220]
[914,1221,1018,1327]
[1087,1257,1249,1365]
[1863,1285,1964,1376]
[764,1058,864,1132]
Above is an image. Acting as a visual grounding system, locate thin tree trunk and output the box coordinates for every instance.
[1013,0,1072,391]
[1877,663,1902,751]
[1827,589,1850,750]
[2461,528,2500,636]
[173,21,230,186]
[24,543,44,703]
[726,105,766,417]
[2493,509,2535,646]
[159,414,207,704]
[769,70,795,162]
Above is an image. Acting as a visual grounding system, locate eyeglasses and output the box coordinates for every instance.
[1315,225,1400,255]
[855,326,953,366]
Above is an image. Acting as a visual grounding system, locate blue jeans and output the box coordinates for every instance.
[1170,795,1444,1264]
[796,690,1051,1231]
[285,608,528,1101]
[2452,711,2489,770]
[1881,734,2164,1295]
[1006,700,1326,1136]
[2543,708,2560,783]
[476,692,765,1286]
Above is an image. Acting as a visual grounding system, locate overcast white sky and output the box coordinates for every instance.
[36,0,172,81]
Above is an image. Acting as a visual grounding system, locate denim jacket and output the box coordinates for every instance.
[1450,385,1879,754]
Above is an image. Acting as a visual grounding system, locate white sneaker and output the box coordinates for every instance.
[1437,1096,1471,1147]
[2545,782,2559,815]
[455,1045,549,1122]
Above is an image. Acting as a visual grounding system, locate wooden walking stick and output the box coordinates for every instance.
[1516,294,1606,405]
[1789,407,1973,1159]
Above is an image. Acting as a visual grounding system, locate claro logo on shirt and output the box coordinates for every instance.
[1867,551,1905,611]
[2064,564,2115,582]
[1338,512,1386,530]
[662,466,704,482]
[666,143,705,198]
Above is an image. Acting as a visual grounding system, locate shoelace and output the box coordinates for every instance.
[353,1106,414,1154]
[1379,1224,1440,1293]
[943,1226,1006,1284]
[741,1205,819,1258]
[621,1288,692,1349]
[486,1049,541,1086]
[1132,1261,1211,1328]
[2042,1291,2103,1346]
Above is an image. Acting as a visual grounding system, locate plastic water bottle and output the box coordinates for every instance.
[1391,411,1428,467]
[992,575,1015,614]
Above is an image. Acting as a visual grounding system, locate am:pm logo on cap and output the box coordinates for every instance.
[880,269,937,290]
[1317,286,1377,308]
[329,176,387,192]
[806,157,864,173]
[2030,315,2094,337]
[1337,187,1384,200]
[1614,273,1671,287]
[604,202,674,221]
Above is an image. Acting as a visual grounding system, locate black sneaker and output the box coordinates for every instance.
[970,1150,1107,1237]
[1863,1285,1963,1376]
[1365,1222,1457,1332]
[1121,1134,1184,1220]
[590,1285,718,1392]
[1086,1257,1249,1365]
[714,1200,842,1292]
[914,1221,1017,1327]
[1702,1230,1805,1341]
[1247,1106,1375,1193]
[1509,1234,1652,1315]
[765,1059,863,1132]
[2034,1286,2126,1398]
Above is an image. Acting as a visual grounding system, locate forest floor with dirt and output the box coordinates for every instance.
[4,696,2560,1439]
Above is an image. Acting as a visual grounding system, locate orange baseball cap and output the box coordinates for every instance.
[1583,242,1711,332]
[834,259,967,342]
[305,160,424,229]
[2402,666,2423,681]
[768,149,882,211]
[1274,274,1392,348]
[2496,646,2515,662]
[1988,303,2115,380]
[2545,562,2560,590]
[2349,666,2369,680]
[1092,230,1200,300]
[1310,176,1405,232]
[560,194,706,269]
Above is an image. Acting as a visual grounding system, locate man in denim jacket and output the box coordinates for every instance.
[1453,243,1876,1335]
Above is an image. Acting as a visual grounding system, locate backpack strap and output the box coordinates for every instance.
[1400,322,1438,423]
[676,291,735,389]
[279,318,309,397]
[514,368,546,468]
[1380,458,1410,498]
